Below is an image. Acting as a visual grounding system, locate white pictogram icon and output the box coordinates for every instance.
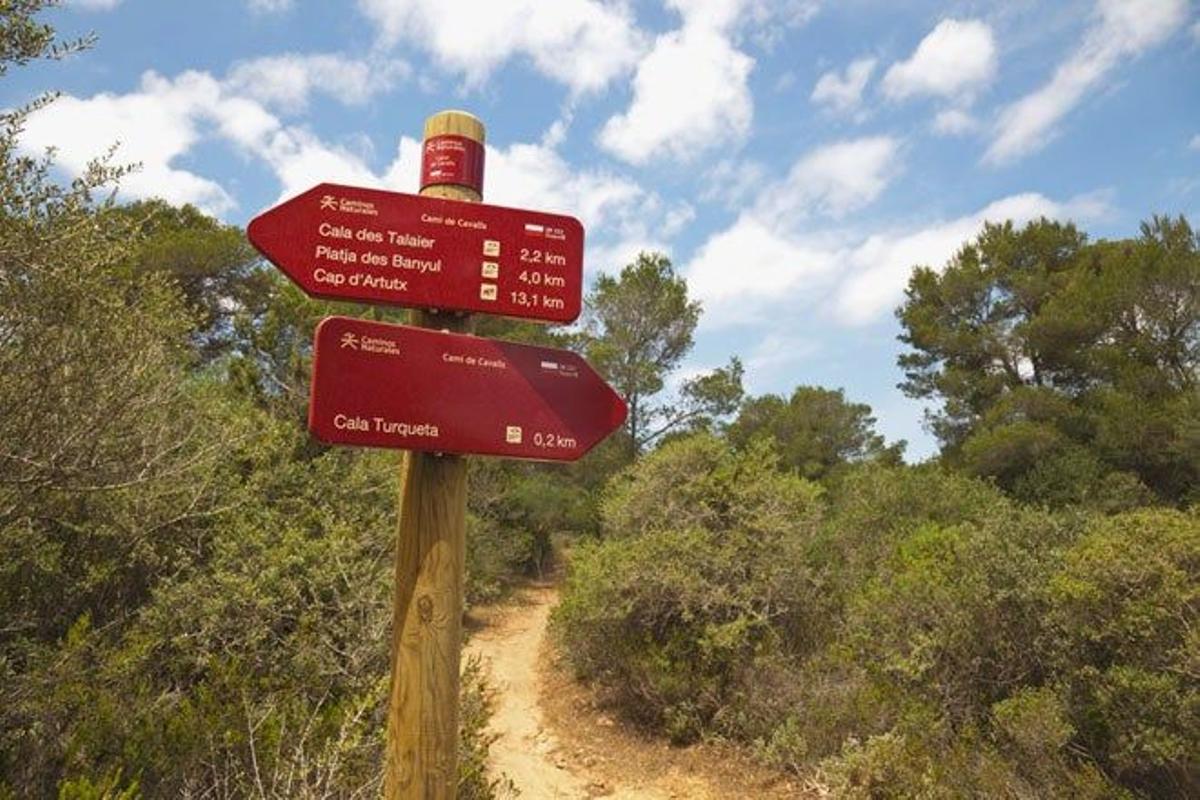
[320,195,338,210]
[506,426,523,444]
[480,284,498,301]
[481,261,499,279]
[340,332,359,349]
[483,239,501,257]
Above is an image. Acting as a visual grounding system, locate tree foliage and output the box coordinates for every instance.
[582,252,743,454]
[0,1,93,76]
[898,216,1199,504]
[110,199,275,361]
[727,386,905,480]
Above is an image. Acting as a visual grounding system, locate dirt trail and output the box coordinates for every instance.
[464,585,804,800]
[465,585,593,798]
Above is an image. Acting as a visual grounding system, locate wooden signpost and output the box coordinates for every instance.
[247,110,626,799]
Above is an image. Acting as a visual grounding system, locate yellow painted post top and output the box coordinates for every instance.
[420,110,486,203]
[423,109,485,144]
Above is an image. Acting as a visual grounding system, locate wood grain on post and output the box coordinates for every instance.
[385,110,484,800]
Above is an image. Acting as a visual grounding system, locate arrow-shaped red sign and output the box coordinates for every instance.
[248,183,584,323]
[309,317,626,461]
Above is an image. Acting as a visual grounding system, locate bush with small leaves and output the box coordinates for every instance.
[1045,509,1200,796]
[555,434,825,741]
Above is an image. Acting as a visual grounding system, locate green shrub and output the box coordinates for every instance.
[987,686,1125,794]
[1046,509,1200,796]
[844,510,1079,725]
[467,460,596,600]
[819,727,961,800]
[556,443,1197,798]
[816,464,1012,597]
[730,651,893,767]
[819,721,1122,800]
[458,656,515,800]
[600,434,823,541]
[555,528,770,740]
[4,437,513,798]
[991,686,1075,760]
[555,434,825,741]
[466,513,538,606]
[825,506,1199,797]
[57,770,141,800]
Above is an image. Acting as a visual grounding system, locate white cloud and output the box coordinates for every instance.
[18,63,405,213]
[932,108,978,136]
[756,136,901,222]
[598,24,753,164]
[685,171,1108,329]
[355,0,645,94]
[71,0,122,9]
[225,54,409,113]
[683,135,902,327]
[811,57,876,116]
[986,0,1189,165]
[745,333,819,376]
[20,71,235,214]
[668,0,746,30]
[256,128,381,201]
[882,19,997,102]
[664,0,819,36]
[700,158,768,208]
[1193,20,1200,42]
[744,0,821,42]
[541,113,572,149]
[1189,134,1200,151]
[598,0,820,165]
[669,0,820,31]
[248,0,293,11]
[207,95,281,149]
[685,214,842,326]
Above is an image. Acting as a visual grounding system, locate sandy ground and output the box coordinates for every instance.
[465,585,593,798]
[463,584,806,800]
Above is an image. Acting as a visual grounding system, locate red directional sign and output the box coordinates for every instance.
[248,183,584,323]
[309,316,626,461]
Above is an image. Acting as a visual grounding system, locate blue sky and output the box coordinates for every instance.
[7,0,1200,458]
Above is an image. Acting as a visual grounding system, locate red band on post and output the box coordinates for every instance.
[420,134,485,194]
